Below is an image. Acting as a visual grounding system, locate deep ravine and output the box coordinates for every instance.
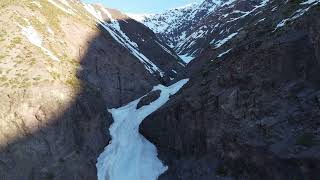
[96,79,189,180]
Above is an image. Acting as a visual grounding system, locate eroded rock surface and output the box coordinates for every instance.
[141,2,320,179]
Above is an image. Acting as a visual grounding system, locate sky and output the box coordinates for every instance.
[82,0,202,14]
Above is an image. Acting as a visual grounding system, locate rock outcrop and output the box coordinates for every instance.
[141,1,320,179]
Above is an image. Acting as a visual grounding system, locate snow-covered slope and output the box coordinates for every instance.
[141,0,223,63]
[141,0,320,64]
[126,13,153,22]
[97,79,189,180]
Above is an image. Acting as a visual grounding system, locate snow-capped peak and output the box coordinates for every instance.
[125,13,154,22]
[141,0,223,63]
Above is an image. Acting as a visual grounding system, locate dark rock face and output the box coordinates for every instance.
[140,3,320,180]
[137,90,161,109]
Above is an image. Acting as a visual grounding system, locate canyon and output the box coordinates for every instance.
[0,0,319,179]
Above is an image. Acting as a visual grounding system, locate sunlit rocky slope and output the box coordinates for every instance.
[0,0,183,179]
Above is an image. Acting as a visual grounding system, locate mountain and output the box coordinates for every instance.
[140,0,320,179]
[141,0,320,65]
[0,0,183,179]
[1,0,320,179]
[140,0,224,63]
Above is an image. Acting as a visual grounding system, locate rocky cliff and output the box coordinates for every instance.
[141,0,320,179]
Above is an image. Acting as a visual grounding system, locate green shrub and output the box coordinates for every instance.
[66,76,82,90]
[11,37,22,44]
[0,0,21,8]
[0,55,6,60]
[0,76,8,82]
[216,164,228,176]
[44,172,55,180]
[50,71,61,80]
[296,133,317,147]
[201,69,209,77]
[37,0,62,32]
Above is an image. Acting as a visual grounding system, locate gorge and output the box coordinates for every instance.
[0,0,320,180]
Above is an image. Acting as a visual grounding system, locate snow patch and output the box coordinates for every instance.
[97,79,189,180]
[19,24,59,61]
[217,48,232,58]
[302,0,320,4]
[222,0,237,7]
[179,54,194,64]
[83,4,104,21]
[47,0,75,15]
[212,32,238,48]
[226,0,270,23]
[126,13,153,22]
[175,28,208,54]
[274,0,319,31]
[47,26,54,35]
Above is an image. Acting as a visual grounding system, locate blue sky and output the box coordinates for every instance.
[82,0,201,14]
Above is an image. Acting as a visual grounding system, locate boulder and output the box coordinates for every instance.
[137,90,161,109]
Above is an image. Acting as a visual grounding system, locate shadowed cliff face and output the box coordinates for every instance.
[0,5,183,178]
[140,4,320,180]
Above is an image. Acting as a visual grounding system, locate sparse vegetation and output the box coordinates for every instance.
[65,76,82,90]
[50,71,61,80]
[296,133,317,147]
[44,172,55,180]
[216,164,229,176]
[11,37,22,44]
[28,58,37,66]
[0,30,6,42]
[0,0,22,8]
[0,76,8,82]
[0,55,6,60]
[36,0,63,32]
[14,15,29,27]
[7,36,23,49]
[30,17,47,36]
[201,69,209,77]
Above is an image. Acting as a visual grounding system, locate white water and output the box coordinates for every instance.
[97,79,189,180]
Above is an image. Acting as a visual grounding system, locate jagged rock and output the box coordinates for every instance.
[220,88,240,117]
[137,90,161,109]
[316,91,320,104]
